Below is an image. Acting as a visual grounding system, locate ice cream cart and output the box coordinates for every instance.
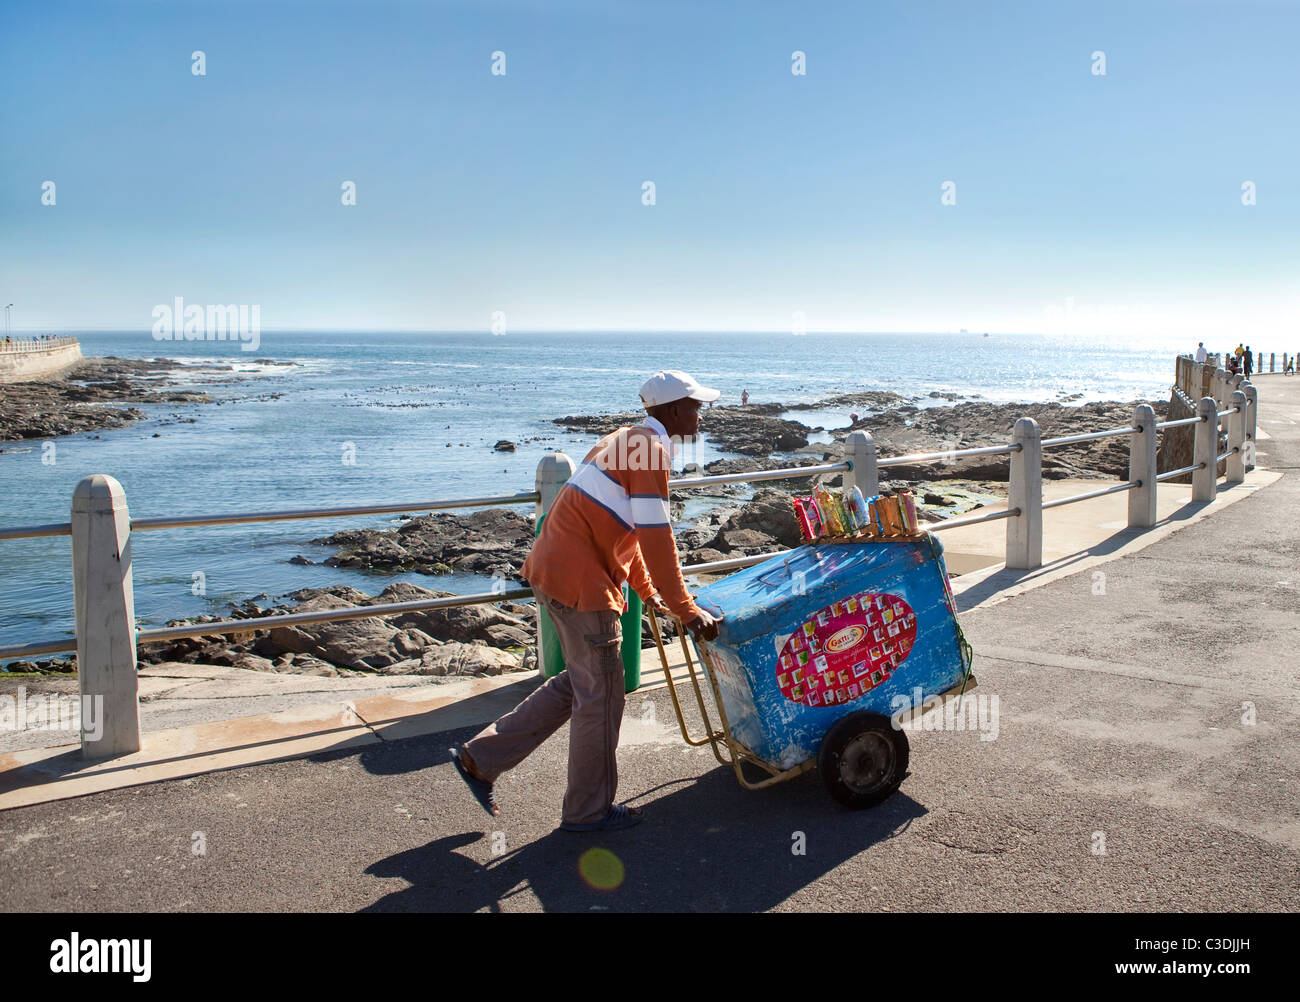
[650,531,975,808]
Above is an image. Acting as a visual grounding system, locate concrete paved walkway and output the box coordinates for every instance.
[2,378,1297,911]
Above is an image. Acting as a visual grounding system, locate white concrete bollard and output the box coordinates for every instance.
[1127,404,1157,529]
[1212,371,1229,460]
[1227,390,1246,484]
[533,452,576,678]
[1192,397,1218,503]
[71,475,140,759]
[1243,382,1258,471]
[536,452,576,518]
[1005,417,1042,570]
[845,430,878,499]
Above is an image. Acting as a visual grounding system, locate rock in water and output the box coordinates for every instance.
[137,580,539,677]
[313,508,534,575]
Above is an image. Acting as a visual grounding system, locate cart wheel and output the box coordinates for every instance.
[817,711,909,809]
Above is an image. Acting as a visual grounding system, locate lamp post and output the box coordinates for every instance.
[4,305,12,339]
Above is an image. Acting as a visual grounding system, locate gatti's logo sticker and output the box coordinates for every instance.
[776,592,917,707]
[825,625,866,653]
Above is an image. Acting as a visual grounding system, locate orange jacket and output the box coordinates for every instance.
[520,421,702,622]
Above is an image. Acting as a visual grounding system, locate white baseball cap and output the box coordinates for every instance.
[639,369,721,408]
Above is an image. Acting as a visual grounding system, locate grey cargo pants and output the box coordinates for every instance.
[461,588,625,825]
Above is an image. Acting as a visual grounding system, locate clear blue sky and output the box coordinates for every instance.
[2,0,1297,336]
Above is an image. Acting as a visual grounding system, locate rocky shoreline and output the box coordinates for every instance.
[0,355,295,443]
[3,375,1167,681]
[7,580,687,679]
[299,394,1164,577]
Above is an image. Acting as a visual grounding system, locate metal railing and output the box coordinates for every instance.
[1157,462,1206,483]
[1179,349,1297,381]
[878,443,1020,468]
[0,360,1261,759]
[1041,481,1138,510]
[0,335,79,354]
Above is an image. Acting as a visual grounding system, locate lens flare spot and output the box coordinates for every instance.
[578,848,625,891]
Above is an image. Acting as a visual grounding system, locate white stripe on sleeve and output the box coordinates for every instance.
[630,494,671,528]
[567,462,634,529]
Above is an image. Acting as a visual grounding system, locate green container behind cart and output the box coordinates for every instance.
[535,515,642,692]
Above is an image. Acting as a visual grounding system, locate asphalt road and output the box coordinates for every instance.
[3,379,1297,913]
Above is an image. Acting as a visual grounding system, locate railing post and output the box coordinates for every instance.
[1226,390,1247,484]
[845,430,878,498]
[1192,397,1218,502]
[71,475,140,759]
[1127,404,1157,528]
[533,452,575,678]
[1005,417,1042,570]
[1243,381,1258,471]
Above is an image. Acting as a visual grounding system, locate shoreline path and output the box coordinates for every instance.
[2,377,1298,912]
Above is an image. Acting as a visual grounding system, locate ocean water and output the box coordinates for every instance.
[0,329,1192,657]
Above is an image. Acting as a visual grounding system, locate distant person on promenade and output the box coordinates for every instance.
[741,389,749,407]
[450,370,722,832]
[1195,342,1208,363]
[1244,346,1254,378]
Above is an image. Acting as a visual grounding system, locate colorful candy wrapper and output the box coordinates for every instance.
[792,497,818,541]
[866,496,885,535]
[794,496,826,541]
[898,489,919,532]
[878,495,904,535]
[792,497,814,541]
[807,496,827,538]
[854,487,875,531]
[813,486,846,536]
[841,486,868,531]
[829,491,853,534]
[829,495,853,536]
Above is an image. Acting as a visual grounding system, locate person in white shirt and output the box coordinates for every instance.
[1195,343,1208,364]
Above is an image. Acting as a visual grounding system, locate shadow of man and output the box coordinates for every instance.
[361,765,927,912]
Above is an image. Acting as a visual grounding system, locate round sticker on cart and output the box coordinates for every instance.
[775,592,917,708]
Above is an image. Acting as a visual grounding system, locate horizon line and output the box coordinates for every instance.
[5,327,1170,338]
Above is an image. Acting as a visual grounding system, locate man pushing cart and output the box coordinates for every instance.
[450,370,723,832]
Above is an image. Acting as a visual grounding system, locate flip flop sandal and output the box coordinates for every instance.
[559,803,644,832]
[449,746,499,817]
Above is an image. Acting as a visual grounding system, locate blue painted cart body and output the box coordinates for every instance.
[690,535,972,772]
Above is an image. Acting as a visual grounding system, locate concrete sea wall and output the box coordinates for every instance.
[0,340,83,383]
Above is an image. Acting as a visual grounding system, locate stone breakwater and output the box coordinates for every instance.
[0,340,84,383]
